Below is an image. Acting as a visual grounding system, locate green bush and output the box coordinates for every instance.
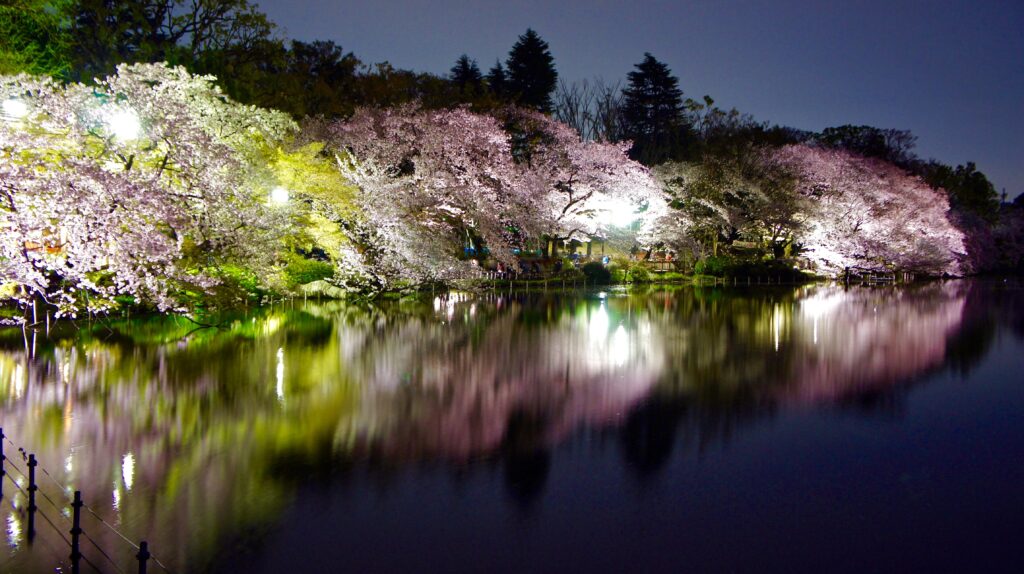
[655,271,688,282]
[284,256,335,286]
[581,261,612,284]
[694,256,731,276]
[725,259,806,282]
[627,265,651,283]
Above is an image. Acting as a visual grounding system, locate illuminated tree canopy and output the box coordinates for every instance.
[772,144,967,276]
[1,63,296,315]
[0,55,1005,316]
[1,65,664,308]
[307,105,663,290]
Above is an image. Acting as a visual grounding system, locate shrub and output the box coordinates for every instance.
[694,256,730,276]
[284,256,336,286]
[581,261,612,284]
[627,265,651,283]
[725,259,807,282]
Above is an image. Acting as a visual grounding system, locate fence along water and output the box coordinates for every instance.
[1,427,171,573]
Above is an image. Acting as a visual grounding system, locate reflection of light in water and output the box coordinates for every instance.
[263,317,281,335]
[801,291,844,319]
[112,485,121,511]
[7,513,21,549]
[276,347,285,402]
[589,302,610,339]
[611,325,630,367]
[65,453,73,474]
[11,362,25,399]
[434,292,471,320]
[801,291,844,346]
[581,302,652,373]
[773,305,784,352]
[122,453,135,491]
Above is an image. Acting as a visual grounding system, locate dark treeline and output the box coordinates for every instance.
[1,0,562,117]
[3,0,1021,273]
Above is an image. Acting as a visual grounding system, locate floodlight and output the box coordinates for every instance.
[107,108,141,141]
[270,186,290,205]
[1,99,29,120]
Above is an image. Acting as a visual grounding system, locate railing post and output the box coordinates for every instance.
[137,540,151,574]
[70,490,83,573]
[27,454,37,539]
[0,427,5,499]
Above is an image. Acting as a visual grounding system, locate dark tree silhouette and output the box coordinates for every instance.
[450,53,483,95]
[486,59,508,99]
[501,410,552,509]
[505,28,557,113]
[816,125,918,167]
[620,52,690,165]
[283,40,360,118]
[922,161,1001,223]
[67,0,278,81]
[620,398,680,478]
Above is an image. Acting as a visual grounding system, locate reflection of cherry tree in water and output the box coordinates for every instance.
[0,282,1021,568]
[615,282,1018,480]
[781,283,968,405]
[338,293,666,461]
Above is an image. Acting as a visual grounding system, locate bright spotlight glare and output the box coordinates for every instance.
[270,186,290,205]
[2,99,29,120]
[107,108,141,141]
[597,198,637,227]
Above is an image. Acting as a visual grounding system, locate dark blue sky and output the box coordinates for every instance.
[257,0,1023,199]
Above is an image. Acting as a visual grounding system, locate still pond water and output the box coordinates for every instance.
[0,280,1022,573]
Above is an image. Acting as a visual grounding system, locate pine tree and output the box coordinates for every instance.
[505,29,557,113]
[450,54,482,95]
[620,53,689,165]
[486,60,507,99]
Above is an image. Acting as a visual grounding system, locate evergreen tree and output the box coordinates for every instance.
[66,0,278,82]
[0,0,72,77]
[816,125,917,167]
[450,54,483,95]
[486,59,507,99]
[620,53,689,165]
[922,161,1001,223]
[284,40,360,118]
[505,29,557,113]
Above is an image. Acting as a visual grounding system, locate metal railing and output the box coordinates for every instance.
[1,427,172,573]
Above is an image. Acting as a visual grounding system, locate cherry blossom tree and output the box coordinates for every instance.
[308,105,525,289]
[648,151,803,260]
[310,105,663,289]
[1,63,296,316]
[501,107,664,246]
[772,144,967,276]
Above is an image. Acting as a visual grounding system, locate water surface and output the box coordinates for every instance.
[1,281,1022,572]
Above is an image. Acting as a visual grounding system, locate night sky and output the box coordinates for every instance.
[256,0,1024,199]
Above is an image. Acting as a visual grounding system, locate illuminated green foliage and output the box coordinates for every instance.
[0,0,72,77]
